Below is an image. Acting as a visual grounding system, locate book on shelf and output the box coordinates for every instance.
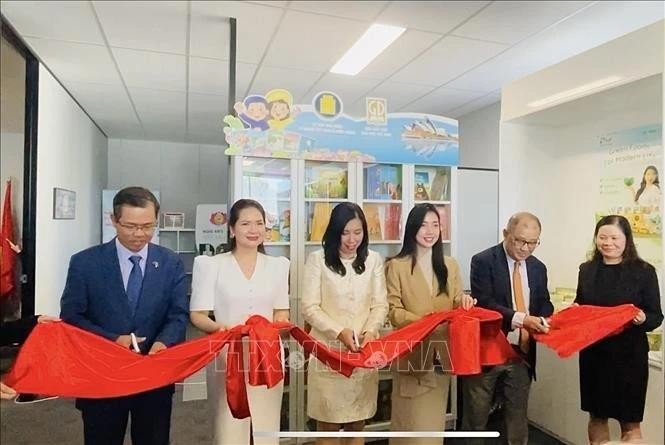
[436,205,450,240]
[364,203,401,241]
[309,202,333,241]
[305,164,347,199]
[414,171,430,200]
[415,167,449,201]
[364,204,383,241]
[430,168,449,201]
[384,204,401,240]
[365,164,402,200]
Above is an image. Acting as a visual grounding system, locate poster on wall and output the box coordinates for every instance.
[102,190,160,244]
[597,124,662,271]
[223,89,459,165]
[195,204,228,256]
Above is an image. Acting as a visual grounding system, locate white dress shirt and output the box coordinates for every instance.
[115,238,148,291]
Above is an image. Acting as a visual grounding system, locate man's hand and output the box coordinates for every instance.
[37,315,61,323]
[116,334,145,350]
[1,382,17,400]
[460,294,477,310]
[149,341,167,355]
[360,330,379,348]
[337,328,358,352]
[523,315,549,334]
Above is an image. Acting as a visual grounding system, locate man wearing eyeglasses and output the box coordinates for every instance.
[461,212,554,445]
[60,186,188,445]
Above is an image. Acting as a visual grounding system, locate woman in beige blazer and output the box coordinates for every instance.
[386,203,474,445]
[302,202,389,445]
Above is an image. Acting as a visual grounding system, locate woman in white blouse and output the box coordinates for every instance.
[629,165,661,208]
[302,202,389,445]
[190,199,290,445]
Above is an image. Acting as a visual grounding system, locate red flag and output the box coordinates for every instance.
[1,180,17,299]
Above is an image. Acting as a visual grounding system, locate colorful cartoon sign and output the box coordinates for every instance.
[195,204,228,255]
[224,89,459,166]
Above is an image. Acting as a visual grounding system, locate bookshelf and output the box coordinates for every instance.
[158,228,196,289]
[230,156,458,441]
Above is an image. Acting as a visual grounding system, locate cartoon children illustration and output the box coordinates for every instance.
[234,95,270,130]
[266,89,298,130]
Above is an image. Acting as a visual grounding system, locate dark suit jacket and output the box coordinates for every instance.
[470,243,554,377]
[60,239,189,353]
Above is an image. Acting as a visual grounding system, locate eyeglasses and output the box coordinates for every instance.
[513,237,540,249]
[117,222,157,234]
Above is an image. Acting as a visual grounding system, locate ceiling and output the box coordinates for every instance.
[0,0,663,144]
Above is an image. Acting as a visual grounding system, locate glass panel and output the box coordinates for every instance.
[241,157,292,243]
[363,203,402,241]
[304,161,348,199]
[414,166,451,201]
[1,37,26,243]
[280,345,291,431]
[363,163,402,200]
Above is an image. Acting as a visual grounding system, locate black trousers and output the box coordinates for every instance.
[77,385,174,445]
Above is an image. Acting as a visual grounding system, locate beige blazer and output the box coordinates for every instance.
[386,255,464,383]
[302,249,389,344]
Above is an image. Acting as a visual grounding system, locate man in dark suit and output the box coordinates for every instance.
[461,212,554,445]
[60,187,188,445]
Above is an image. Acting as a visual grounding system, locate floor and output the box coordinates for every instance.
[1,387,567,445]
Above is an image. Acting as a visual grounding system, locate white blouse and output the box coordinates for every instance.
[637,184,661,207]
[190,252,290,327]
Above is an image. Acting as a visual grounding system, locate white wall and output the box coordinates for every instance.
[35,65,108,316]
[458,101,500,170]
[500,75,663,444]
[107,139,228,228]
[456,101,501,287]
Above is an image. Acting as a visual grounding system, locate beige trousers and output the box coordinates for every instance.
[389,371,451,445]
[207,342,284,445]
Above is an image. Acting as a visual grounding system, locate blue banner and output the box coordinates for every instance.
[224,90,459,166]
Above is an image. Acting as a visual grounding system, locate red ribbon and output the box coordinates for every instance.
[3,305,637,418]
[532,303,639,357]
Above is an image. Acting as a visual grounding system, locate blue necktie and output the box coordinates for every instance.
[127,255,143,316]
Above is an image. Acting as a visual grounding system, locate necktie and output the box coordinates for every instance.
[127,255,143,316]
[513,261,529,354]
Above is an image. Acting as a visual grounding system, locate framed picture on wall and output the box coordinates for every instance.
[163,212,185,229]
[53,188,76,220]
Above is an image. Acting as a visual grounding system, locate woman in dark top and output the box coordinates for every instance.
[575,215,663,444]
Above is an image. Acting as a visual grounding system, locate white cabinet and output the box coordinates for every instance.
[158,228,196,291]
[230,156,459,440]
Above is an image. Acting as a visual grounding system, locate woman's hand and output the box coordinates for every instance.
[37,315,60,323]
[460,294,477,310]
[632,310,646,325]
[360,330,379,348]
[337,328,358,352]
[1,382,17,400]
